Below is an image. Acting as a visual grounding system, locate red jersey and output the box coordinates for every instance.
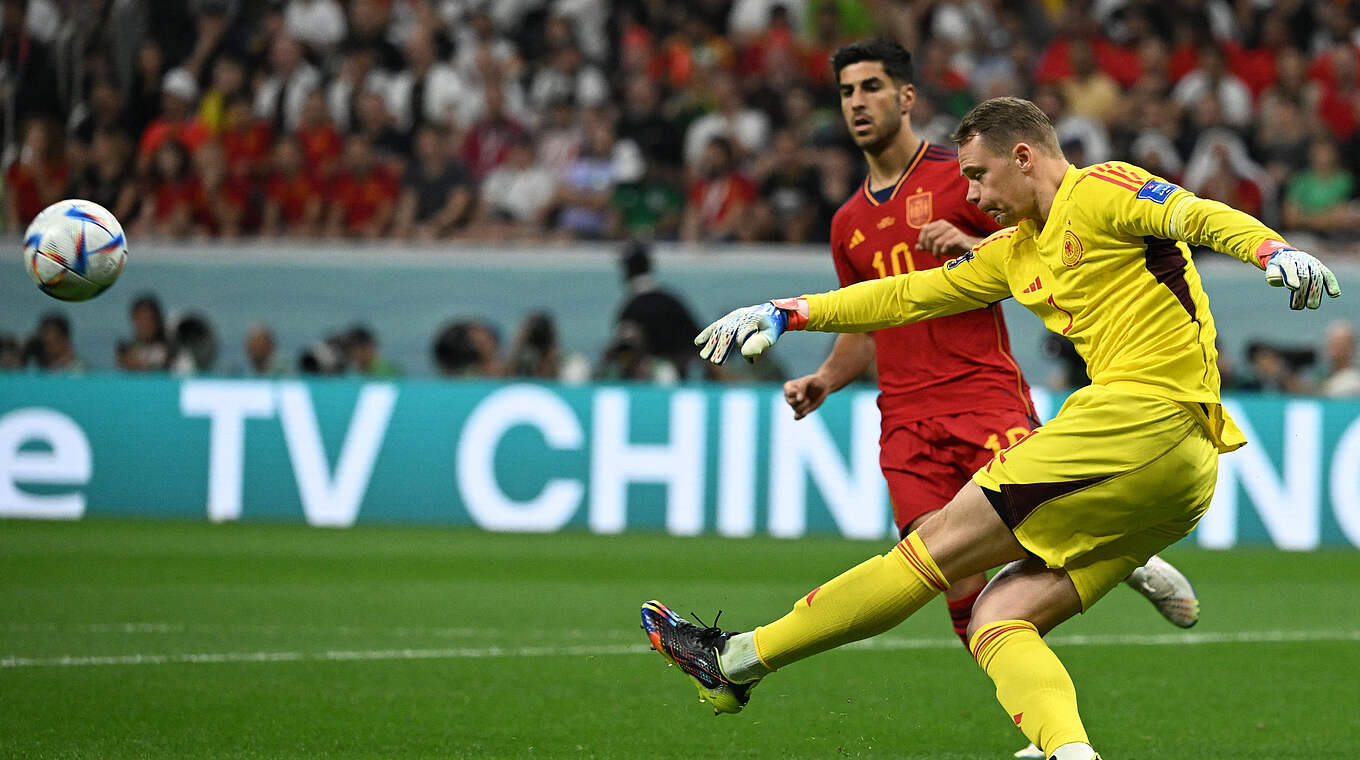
[829,140,1035,427]
[328,166,398,234]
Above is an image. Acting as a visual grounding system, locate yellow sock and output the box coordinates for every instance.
[754,532,948,670]
[971,619,1090,754]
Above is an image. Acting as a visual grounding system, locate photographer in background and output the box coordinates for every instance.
[508,311,589,383]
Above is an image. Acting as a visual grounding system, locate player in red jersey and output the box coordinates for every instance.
[782,45,1198,746]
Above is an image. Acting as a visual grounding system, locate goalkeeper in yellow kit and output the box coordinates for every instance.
[639,97,1341,760]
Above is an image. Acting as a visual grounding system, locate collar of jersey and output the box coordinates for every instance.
[861,140,929,206]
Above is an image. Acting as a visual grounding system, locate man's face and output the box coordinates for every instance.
[958,136,1030,226]
[837,61,911,154]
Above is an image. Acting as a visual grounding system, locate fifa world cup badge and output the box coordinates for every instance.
[1062,230,1084,267]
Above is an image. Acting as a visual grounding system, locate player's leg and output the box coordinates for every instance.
[882,418,1002,646]
[887,471,988,647]
[728,479,1025,677]
[966,559,1096,760]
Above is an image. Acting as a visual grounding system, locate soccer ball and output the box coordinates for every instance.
[22,199,128,302]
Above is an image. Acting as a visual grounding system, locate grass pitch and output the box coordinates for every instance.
[2,519,1357,759]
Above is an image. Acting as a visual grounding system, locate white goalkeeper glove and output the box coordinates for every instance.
[1262,246,1341,310]
[695,298,807,364]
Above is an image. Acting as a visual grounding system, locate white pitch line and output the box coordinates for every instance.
[3,629,1358,669]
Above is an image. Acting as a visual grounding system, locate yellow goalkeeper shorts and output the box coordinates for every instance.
[972,384,1220,610]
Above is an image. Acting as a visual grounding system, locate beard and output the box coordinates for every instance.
[852,111,902,156]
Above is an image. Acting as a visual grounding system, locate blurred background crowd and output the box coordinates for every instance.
[10,0,1360,245]
[2,0,1359,395]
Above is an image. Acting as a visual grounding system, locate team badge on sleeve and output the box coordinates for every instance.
[1136,179,1178,204]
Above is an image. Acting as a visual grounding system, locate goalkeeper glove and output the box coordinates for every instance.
[695,298,807,364]
[1259,244,1341,310]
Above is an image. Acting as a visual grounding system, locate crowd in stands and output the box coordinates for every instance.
[3,1,1360,393]
[6,0,1360,248]
[4,239,1359,398]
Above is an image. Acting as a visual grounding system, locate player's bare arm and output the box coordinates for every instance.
[783,333,874,419]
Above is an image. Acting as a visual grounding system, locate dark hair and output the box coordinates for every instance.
[831,38,913,85]
[950,96,1063,157]
[621,240,651,280]
[130,293,166,341]
[39,311,70,339]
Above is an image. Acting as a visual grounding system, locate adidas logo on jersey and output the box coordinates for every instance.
[849,229,865,249]
[1021,276,1043,294]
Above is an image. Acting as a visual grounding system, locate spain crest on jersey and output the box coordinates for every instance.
[906,190,933,228]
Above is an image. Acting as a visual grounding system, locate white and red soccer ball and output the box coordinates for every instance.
[23,199,128,302]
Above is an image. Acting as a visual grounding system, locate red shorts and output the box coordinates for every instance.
[880,408,1037,537]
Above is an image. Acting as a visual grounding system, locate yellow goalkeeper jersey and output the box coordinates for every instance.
[804,161,1288,453]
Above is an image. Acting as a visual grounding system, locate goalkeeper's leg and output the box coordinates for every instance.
[718,481,1027,677]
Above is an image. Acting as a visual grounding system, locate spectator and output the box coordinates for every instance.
[294,89,343,180]
[750,127,828,243]
[681,136,757,243]
[193,139,251,238]
[537,97,584,178]
[344,324,401,376]
[1283,138,1360,237]
[220,95,274,180]
[66,129,136,222]
[324,133,399,239]
[0,332,22,370]
[327,41,388,133]
[261,135,323,238]
[345,0,403,72]
[70,78,127,151]
[507,311,590,382]
[5,117,68,229]
[393,123,474,240]
[132,139,201,239]
[169,312,218,376]
[299,335,347,375]
[284,0,347,55]
[1059,38,1122,125]
[471,135,557,239]
[617,75,684,176]
[528,42,609,114]
[1319,320,1360,398]
[1241,341,1314,394]
[432,319,502,377]
[683,76,771,169]
[1182,129,1272,221]
[1171,43,1253,129]
[243,323,288,376]
[197,55,249,134]
[609,159,685,241]
[595,319,679,383]
[29,312,84,372]
[388,27,465,134]
[553,111,623,240]
[254,34,321,133]
[125,39,167,140]
[352,88,409,173]
[458,80,527,180]
[116,294,170,372]
[137,68,211,173]
[0,0,61,152]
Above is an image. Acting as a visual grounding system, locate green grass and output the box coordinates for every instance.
[2,520,1357,759]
